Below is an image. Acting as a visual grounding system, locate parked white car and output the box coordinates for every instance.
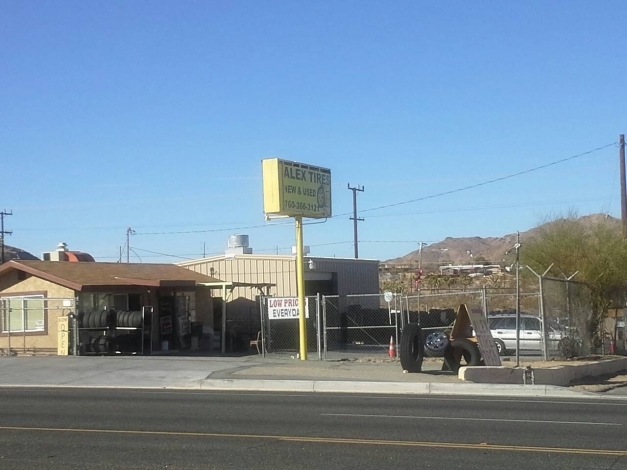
[488,313,564,355]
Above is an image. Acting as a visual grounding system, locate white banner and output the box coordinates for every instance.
[267,297,309,320]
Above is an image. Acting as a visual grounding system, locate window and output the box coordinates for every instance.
[489,317,516,330]
[523,317,541,331]
[78,293,130,312]
[1,296,45,333]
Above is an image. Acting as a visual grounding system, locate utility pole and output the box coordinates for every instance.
[347,184,364,258]
[126,227,135,263]
[620,134,626,238]
[0,210,13,264]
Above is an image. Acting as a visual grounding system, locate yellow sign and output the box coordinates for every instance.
[262,158,332,218]
[57,316,69,356]
[58,316,69,332]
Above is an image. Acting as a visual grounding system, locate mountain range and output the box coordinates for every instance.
[1,213,621,268]
[385,213,620,270]
[0,244,39,262]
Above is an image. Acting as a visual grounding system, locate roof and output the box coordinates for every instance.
[0,260,223,292]
[177,253,380,267]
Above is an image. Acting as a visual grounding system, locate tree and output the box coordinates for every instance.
[459,275,473,290]
[424,274,444,293]
[522,213,627,352]
[446,276,457,291]
[380,279,408,294]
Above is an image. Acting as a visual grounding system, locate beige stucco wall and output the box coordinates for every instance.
[0,275,75,355]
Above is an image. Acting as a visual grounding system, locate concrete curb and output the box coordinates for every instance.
[0,379,623,399]
[199,378,608,398]
[459,357,627,386]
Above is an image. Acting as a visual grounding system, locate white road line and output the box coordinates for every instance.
[10,389,627,408]
[322,413,622,426]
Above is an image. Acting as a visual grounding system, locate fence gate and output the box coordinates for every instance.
[260,295,321,358]
[322,293,405,360]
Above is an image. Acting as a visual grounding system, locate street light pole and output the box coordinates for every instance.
[514,232,521,368]
[417,242,429,270]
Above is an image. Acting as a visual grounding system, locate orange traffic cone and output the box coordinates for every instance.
[389,335,396,358]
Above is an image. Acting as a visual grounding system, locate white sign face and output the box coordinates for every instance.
[469,308,501,366]
[383,291,393,303]
[267,297,310,320]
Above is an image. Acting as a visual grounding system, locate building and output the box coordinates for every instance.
[439,264,502,276]
[0,260,222,355]
[177,236,380,345]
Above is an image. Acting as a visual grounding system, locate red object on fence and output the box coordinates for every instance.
[389,336,396,358]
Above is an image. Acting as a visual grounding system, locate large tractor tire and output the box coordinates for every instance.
[443,338,482,373]
[399,323,424,373]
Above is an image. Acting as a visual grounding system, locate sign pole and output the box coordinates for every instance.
[296,216,308,360]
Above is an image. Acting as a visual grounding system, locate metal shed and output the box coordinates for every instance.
[178,254,380,349]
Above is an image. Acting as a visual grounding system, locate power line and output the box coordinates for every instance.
[334,142,617,217]
[17,142,614,244]
[135,221,292,236]
[362,196,615,219]
[132,247,199,260]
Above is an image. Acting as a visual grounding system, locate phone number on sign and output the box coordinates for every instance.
[284,200,318,212]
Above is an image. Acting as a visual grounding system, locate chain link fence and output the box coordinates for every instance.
[255,278,598,362]
[260,295,321,357]
[542,277,593,358]
[321,293,404,360]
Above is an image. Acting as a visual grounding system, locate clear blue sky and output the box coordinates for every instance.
[1,1,625,263]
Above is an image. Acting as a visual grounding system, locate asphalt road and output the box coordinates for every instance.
[0,388,625,469]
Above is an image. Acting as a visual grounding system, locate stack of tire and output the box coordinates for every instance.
[443,338,483,373]
[115,311,142,328]
[80,310,115,329]
[399,323,484,374]
[90,335,110,354]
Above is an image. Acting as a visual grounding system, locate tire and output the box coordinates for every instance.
[90,335,99,353]
[100,310,108,328]
[443,339,482,373]
[423,331,449,357]
[130,311,141,328]
[92,335,107,354]
[399,323,424,373]
[494,338,507,356]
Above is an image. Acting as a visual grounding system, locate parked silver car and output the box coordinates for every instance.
[488,313,564,355]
